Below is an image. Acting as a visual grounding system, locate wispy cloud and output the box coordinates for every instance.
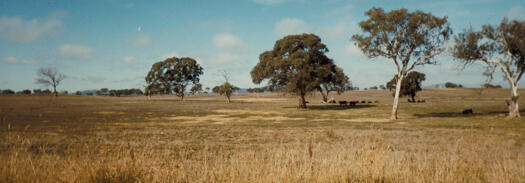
[82,76,106,83]
[252,0,311,5]
[320,21,356,39]
[252,0,286,5]
[212,33,246,50]
[344,44,363,57]
[126,34,153,47]
[206,53,242,64]
[1,56,39,65]
[326,3,353,16]
[0,11,64,43]
[123,56,138,63]
[274,18,311,36]
[159,52,179,60]
[507,6,525,21]
[57,44,96,60]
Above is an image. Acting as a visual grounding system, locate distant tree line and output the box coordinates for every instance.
[445,82,463,88]
[246,86,270,93]
[0,89,57,95]
[81,88,143,96]
[483,83,502,88]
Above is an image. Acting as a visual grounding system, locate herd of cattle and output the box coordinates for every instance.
[321,98,426,107]
[335,100,378,107]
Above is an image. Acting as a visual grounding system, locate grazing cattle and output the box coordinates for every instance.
[361,101,366,103]
[349,101,357,106]
[339,101,348,106]
[328,98,336,104]
[422,99,426,103]
[462,109,473,114]
[374,100,379,103]
[305,101,310,104]
[367,101,372,103]
[417,100,421,103]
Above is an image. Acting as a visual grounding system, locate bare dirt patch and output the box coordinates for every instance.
[144,110,303,124]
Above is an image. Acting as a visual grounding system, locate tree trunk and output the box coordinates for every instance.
[509,84,520,118]
[226,95,231,103]
[298,93,307,109]
[411,94,415,103]
[321,91,328,103]
[391,75,403,120]
[53,84,57,97]
[180,93,185,102]
[318,87,328,103]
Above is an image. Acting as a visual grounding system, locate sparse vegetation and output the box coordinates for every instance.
[2,3,524,182]
[0,89,524,182]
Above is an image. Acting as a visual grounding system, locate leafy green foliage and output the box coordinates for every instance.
[145,57,203,100]
[251,33,338,108]
[452,19,525,82]
[318,67,351,102]
[352,8,452,68]
[217,82,240,103]
[386,71,426,102]
[212,86,220,93]
[352,8,450,119]
[190,84,203,95]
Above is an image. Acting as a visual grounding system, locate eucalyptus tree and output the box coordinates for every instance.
[251,33,338,108]
[218,82,240,103]
[317,66,351,103]
[452,19,525,118]
[145,57,203,101]
[190,84,203,95]
[352,8,452,119]
[217,71,239,103]
[386,71,426,102]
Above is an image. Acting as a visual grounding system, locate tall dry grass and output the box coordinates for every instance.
[2,126,524,182]
[1,91,525,182]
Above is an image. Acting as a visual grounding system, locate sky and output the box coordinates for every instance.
[0,0,524,92]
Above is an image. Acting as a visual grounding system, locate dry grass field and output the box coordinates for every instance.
[1,88,525,182]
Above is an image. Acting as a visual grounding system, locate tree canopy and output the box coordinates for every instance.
[452,18,525,117]
[217,82,240,103]
[386,71,426,102]
[352,8,451,119]
[317,66,351,103]
[145,57,203,101]
[251,33,339,108]
[190,84,203,95]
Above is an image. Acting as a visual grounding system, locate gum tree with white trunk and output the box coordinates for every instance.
[452,18,525,118]
[352,8,451,120]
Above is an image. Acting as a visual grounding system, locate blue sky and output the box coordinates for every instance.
[0,0,524,91]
